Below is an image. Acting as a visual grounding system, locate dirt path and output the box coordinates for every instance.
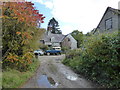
[22,54,97,88]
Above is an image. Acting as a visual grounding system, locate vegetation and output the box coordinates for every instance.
[47,18,62,34]
[71,30,83,48]
[61,47,69,54]
[2,58,40,88]
[39,44,48,51]
[62,32,120,88]
[2,2,45,71]
[1,1,45,88]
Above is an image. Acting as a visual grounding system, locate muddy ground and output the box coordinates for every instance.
[21,54,99,88]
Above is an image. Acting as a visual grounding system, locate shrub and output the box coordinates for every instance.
[39,44,48,51]
[63,32,120,88]
[65,49,81,59]
[61,47,69,53]
[3,52,34,72]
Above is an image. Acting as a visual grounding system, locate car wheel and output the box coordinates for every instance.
[47,53,50,56]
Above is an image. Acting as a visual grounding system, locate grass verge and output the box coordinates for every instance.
[2,58,40,88]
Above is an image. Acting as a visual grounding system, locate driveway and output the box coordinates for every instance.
[21,54,97,88]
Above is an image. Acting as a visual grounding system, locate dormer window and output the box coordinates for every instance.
[105,18,112,30]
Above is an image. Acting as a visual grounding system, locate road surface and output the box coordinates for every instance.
[21,54,97,88]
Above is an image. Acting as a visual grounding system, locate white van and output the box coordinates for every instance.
[52,47,61,50]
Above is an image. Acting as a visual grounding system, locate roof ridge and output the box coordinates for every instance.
[108,7,120,14]
[93,6,120,34]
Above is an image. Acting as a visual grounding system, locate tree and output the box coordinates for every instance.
[71,30,83,48]
[47,18,62,34]
[2,1,45,71]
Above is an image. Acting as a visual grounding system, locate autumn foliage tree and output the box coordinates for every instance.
[2,1,45,71]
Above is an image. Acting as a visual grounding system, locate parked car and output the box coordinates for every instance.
[45,49,62,55]
[34,49,44,56]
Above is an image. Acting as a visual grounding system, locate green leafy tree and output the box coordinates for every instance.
[71,30,83,48]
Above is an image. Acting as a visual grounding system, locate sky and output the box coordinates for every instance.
[27,0,120,35]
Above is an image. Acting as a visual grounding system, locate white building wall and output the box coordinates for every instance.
[66,34,77,49]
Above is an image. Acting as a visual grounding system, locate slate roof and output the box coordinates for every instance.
[42,32,65,43]
[109,7,120,14]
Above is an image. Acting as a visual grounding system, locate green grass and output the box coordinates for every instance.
[2,58,40,88]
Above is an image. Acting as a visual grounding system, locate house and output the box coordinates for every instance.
[94,7,120,34]
[40,18,77,50]
[61,34,77,49]
[40,31,65,47]
[40,30,77,50]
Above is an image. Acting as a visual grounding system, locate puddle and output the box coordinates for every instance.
[62,71,78,81]
[66,75,78,81]
[37,75,58,88]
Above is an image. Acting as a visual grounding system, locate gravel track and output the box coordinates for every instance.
[21,54,97,88]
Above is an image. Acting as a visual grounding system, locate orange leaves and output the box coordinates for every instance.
[22,52,33,64]
[3,52,33,68]
[10,13,15,17]
[22,32,33,39]
[3,1,45,26]
[6,53,19,63]
[2,1,45,71]
[0,16,3,18]
[20,17,24,22]
[16,32,21,35]
[20,32,33,45]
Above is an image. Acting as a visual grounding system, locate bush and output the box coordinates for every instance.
[62,32,120,88]
[3,52,34,72]
[39,44,48,51]
[61,47,69,53]
[65,49,81,59]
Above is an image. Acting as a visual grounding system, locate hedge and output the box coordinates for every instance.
[62,32,120,88]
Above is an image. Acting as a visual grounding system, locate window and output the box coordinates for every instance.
[105,18,112,30]
[50,38,51,42]
[68,38,70,41]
